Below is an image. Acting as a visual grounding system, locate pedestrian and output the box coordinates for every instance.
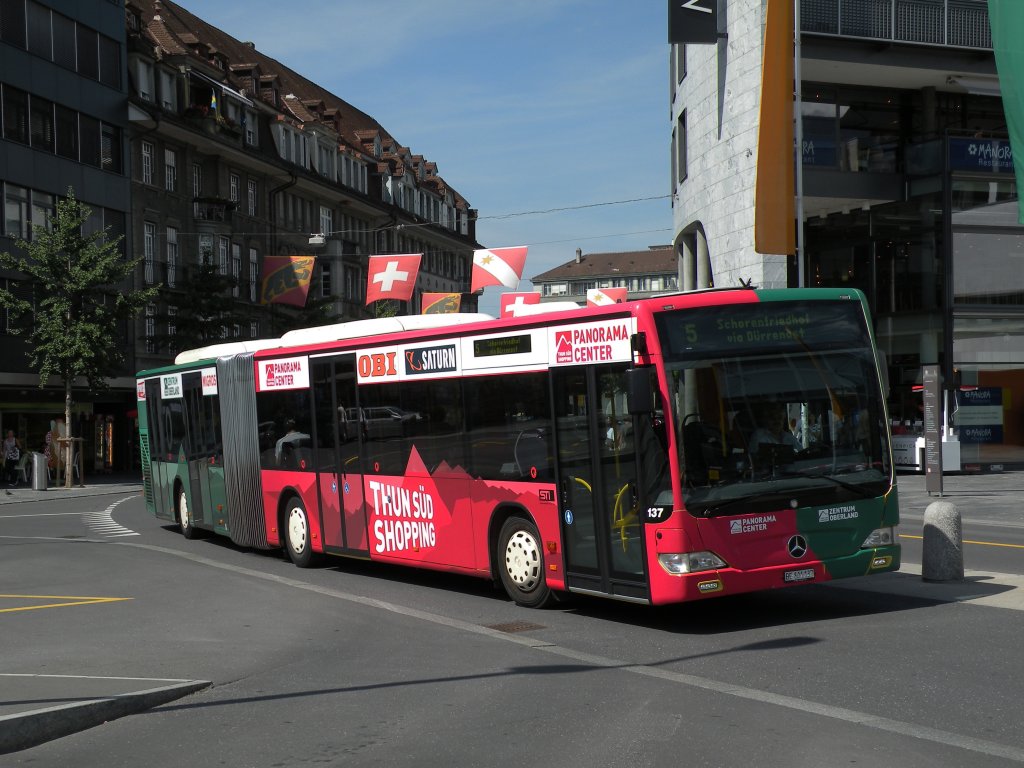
[4,429,22,485]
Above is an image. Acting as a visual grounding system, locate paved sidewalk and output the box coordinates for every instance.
[0,472,142,505]
[895,470,1024,525]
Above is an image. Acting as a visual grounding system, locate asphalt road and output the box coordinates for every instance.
[2,481,1024,767]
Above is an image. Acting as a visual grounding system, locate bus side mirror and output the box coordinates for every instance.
[626,367,654,415]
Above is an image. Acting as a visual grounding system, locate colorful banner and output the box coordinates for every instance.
[366,253,421,304]
[587,287,627,307]
[471,246,528,292]
[260,255,315,306]
[421,292,462,314]
[988,0,1024,222]
[499,291,540,317]
[754,0,795,254]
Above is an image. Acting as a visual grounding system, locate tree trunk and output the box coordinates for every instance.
[64,381,73,489]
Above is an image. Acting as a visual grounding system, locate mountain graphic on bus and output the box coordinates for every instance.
[555,331,573,363]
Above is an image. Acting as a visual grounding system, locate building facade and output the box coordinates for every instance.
[0,0,132,470]
[672,0,1024,471]
[532,246,679,302]
[126,0,481,378]
[0,0,482,473]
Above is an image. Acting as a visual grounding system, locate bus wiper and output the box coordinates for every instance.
[774,470,876,498]
[698,488,797,519]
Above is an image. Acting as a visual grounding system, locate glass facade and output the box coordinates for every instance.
[800,82,1024,469]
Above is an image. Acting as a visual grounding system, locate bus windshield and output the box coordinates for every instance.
[655,299,892,516]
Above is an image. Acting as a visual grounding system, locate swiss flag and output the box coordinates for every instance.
[500,291,540,317]
[471,246,527,292]
[366,253,421,304]
[587,287,628,307]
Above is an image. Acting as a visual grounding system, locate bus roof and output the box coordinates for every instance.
[279,313,494,347]
[173,338,287,366]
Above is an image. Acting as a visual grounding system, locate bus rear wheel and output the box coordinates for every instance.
[177,489,197,540]
[284,496,314,568]
[497,517,551,608]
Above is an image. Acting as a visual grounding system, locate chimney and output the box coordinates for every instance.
[575,248,582,263]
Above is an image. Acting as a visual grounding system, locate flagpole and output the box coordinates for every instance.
[794,0,805,288]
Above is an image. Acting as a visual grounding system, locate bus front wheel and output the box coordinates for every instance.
[284,496,314,568]
[177,489,197,540]
[497,517,552,608]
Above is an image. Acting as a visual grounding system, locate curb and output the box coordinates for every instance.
[0,679,211,755]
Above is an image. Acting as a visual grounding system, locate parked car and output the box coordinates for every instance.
[346,406,421,439]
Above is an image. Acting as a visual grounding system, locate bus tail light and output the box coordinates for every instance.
[861,527,895,548]
[658,551,727,575]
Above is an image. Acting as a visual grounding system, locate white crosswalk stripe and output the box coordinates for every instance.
[82,496,138,537]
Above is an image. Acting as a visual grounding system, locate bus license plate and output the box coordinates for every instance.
[784,568,815,583]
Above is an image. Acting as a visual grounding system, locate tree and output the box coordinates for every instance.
[0,191,157,487]
[150,261,247,353]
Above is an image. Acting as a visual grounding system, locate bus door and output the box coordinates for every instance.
[312,354,369,555]
[181,371,215,529]
[553,364,648,601]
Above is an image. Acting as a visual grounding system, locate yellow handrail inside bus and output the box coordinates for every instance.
[611,482,638,552]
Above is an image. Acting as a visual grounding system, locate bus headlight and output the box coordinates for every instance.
[861,527,895,548]
[658,551,727,575]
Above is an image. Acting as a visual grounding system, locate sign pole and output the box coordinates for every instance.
[923,364,943,496]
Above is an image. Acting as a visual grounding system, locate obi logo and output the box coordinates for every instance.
[358,352,398,379]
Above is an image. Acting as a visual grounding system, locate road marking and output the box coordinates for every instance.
[0,595,132,614]
[900,533,1024,550]
[121,540,1024,763]
[82,496,138,538]
[0,673,197,682]
[0,512,80,519]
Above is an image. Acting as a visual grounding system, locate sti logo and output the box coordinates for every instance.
[555,331,573,363]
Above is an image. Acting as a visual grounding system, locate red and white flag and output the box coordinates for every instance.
[587,287,628,307]
[366,253,421,304]
[471,246,527,292]
[500,291,541,317]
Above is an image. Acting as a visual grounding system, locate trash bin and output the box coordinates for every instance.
[31,452,47,491]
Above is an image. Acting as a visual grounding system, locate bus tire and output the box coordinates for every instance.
[497,517,551,608]
[177,488,198,540]
[284,496,314,568]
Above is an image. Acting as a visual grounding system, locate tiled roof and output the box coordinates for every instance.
[532,247,677,282]
[133,0,468,205]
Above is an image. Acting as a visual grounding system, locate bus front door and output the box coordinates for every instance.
[313,355,369,555]
[554,365,648,602]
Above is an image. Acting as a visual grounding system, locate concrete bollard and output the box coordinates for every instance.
[922,501,964,582]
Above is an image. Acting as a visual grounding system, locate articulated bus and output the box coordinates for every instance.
[136,287,900,607]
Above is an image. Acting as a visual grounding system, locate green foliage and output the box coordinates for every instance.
[151,261,248,352]
[0,190,156,391]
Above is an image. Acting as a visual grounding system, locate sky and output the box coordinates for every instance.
[175,0,672,314]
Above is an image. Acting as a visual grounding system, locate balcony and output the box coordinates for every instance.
[192,197,236,224]
[801,0,991,50]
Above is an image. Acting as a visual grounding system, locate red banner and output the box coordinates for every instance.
[499,291,541,317]
[471,246,528,292]
[586,287,627,307]
[421,293,462,314]
[260,255,315,306]
[366,253,421,304]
